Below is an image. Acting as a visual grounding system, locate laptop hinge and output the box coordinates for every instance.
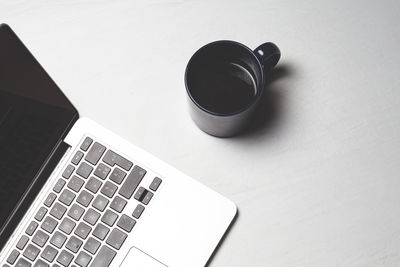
[0,140,70,251]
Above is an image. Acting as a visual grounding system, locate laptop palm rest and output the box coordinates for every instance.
[120,247,167,267]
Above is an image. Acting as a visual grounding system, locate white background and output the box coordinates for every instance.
[2,0,400,266]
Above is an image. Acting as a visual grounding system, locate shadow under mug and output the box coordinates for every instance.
[185,40,281,137]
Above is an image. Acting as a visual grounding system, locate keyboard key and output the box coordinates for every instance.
[133,187,153,205]
[58,189,76,206]
[92,224,109,241]
[132,204,145,219]
[85,177,102,194]
[75,222,92,240]
[76,162,93,179]
[119,166,146,199]
[80,137,93,151]
[16,235,29,250]
[26,221,39,236]
[23,244,40,261]
[90,245,116,267]
[41,245,58,263]
[142,190,154,205]
[149,177,162,191]
[15,258,31,267]
[68,204,85,221]
[101,210,118,227]
[92,195,109,212]
[53,179,66,193]
[59,218,76,235]
[67,176,85,192]
[35,207,48,222]
[71,151,84,165]
[103,150,133,171]
[133,187,146,201]
[44,193,57,208]
[62,165,75,179]
[100,181,117,198]
[83,237,100,255]
[33,259,49,267]
[50,231,67,248]
[57,250,74,266]
[109,168,126,184]
[32,229,49,247]
[110,196,127,213]
[77,190,94,207]
[7,249,19,264]
[85,142,106,165]
[83,208,100,226]
[41,216,58,234]
[75,251,92,267]
[94,163,111,180]
[106,228,127,250]
[66,236,83,253]
[50,203,67,220]
[117,215,136,233]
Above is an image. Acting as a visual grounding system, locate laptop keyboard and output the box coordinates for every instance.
[3,137,162,267]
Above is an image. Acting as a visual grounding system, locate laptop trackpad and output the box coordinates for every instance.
[120,247,167,267]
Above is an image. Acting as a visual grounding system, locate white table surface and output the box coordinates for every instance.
[2,0,400,266]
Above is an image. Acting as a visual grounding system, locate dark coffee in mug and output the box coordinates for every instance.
[185,40,280,137]
[189,61,256,114]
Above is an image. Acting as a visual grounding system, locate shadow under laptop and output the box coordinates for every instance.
[205,209,239,267]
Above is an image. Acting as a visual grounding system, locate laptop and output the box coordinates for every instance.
[0,24,237,267]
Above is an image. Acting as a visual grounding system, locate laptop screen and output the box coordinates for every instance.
[0,24,78,239]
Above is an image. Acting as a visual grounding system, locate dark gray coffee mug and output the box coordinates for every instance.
[185,40,280,137]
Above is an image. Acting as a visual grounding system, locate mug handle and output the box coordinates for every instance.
[254,42,281,71]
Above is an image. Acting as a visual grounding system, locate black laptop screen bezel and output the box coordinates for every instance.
[0,24,79,249]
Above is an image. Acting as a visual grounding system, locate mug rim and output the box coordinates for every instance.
[184,40,265,117]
